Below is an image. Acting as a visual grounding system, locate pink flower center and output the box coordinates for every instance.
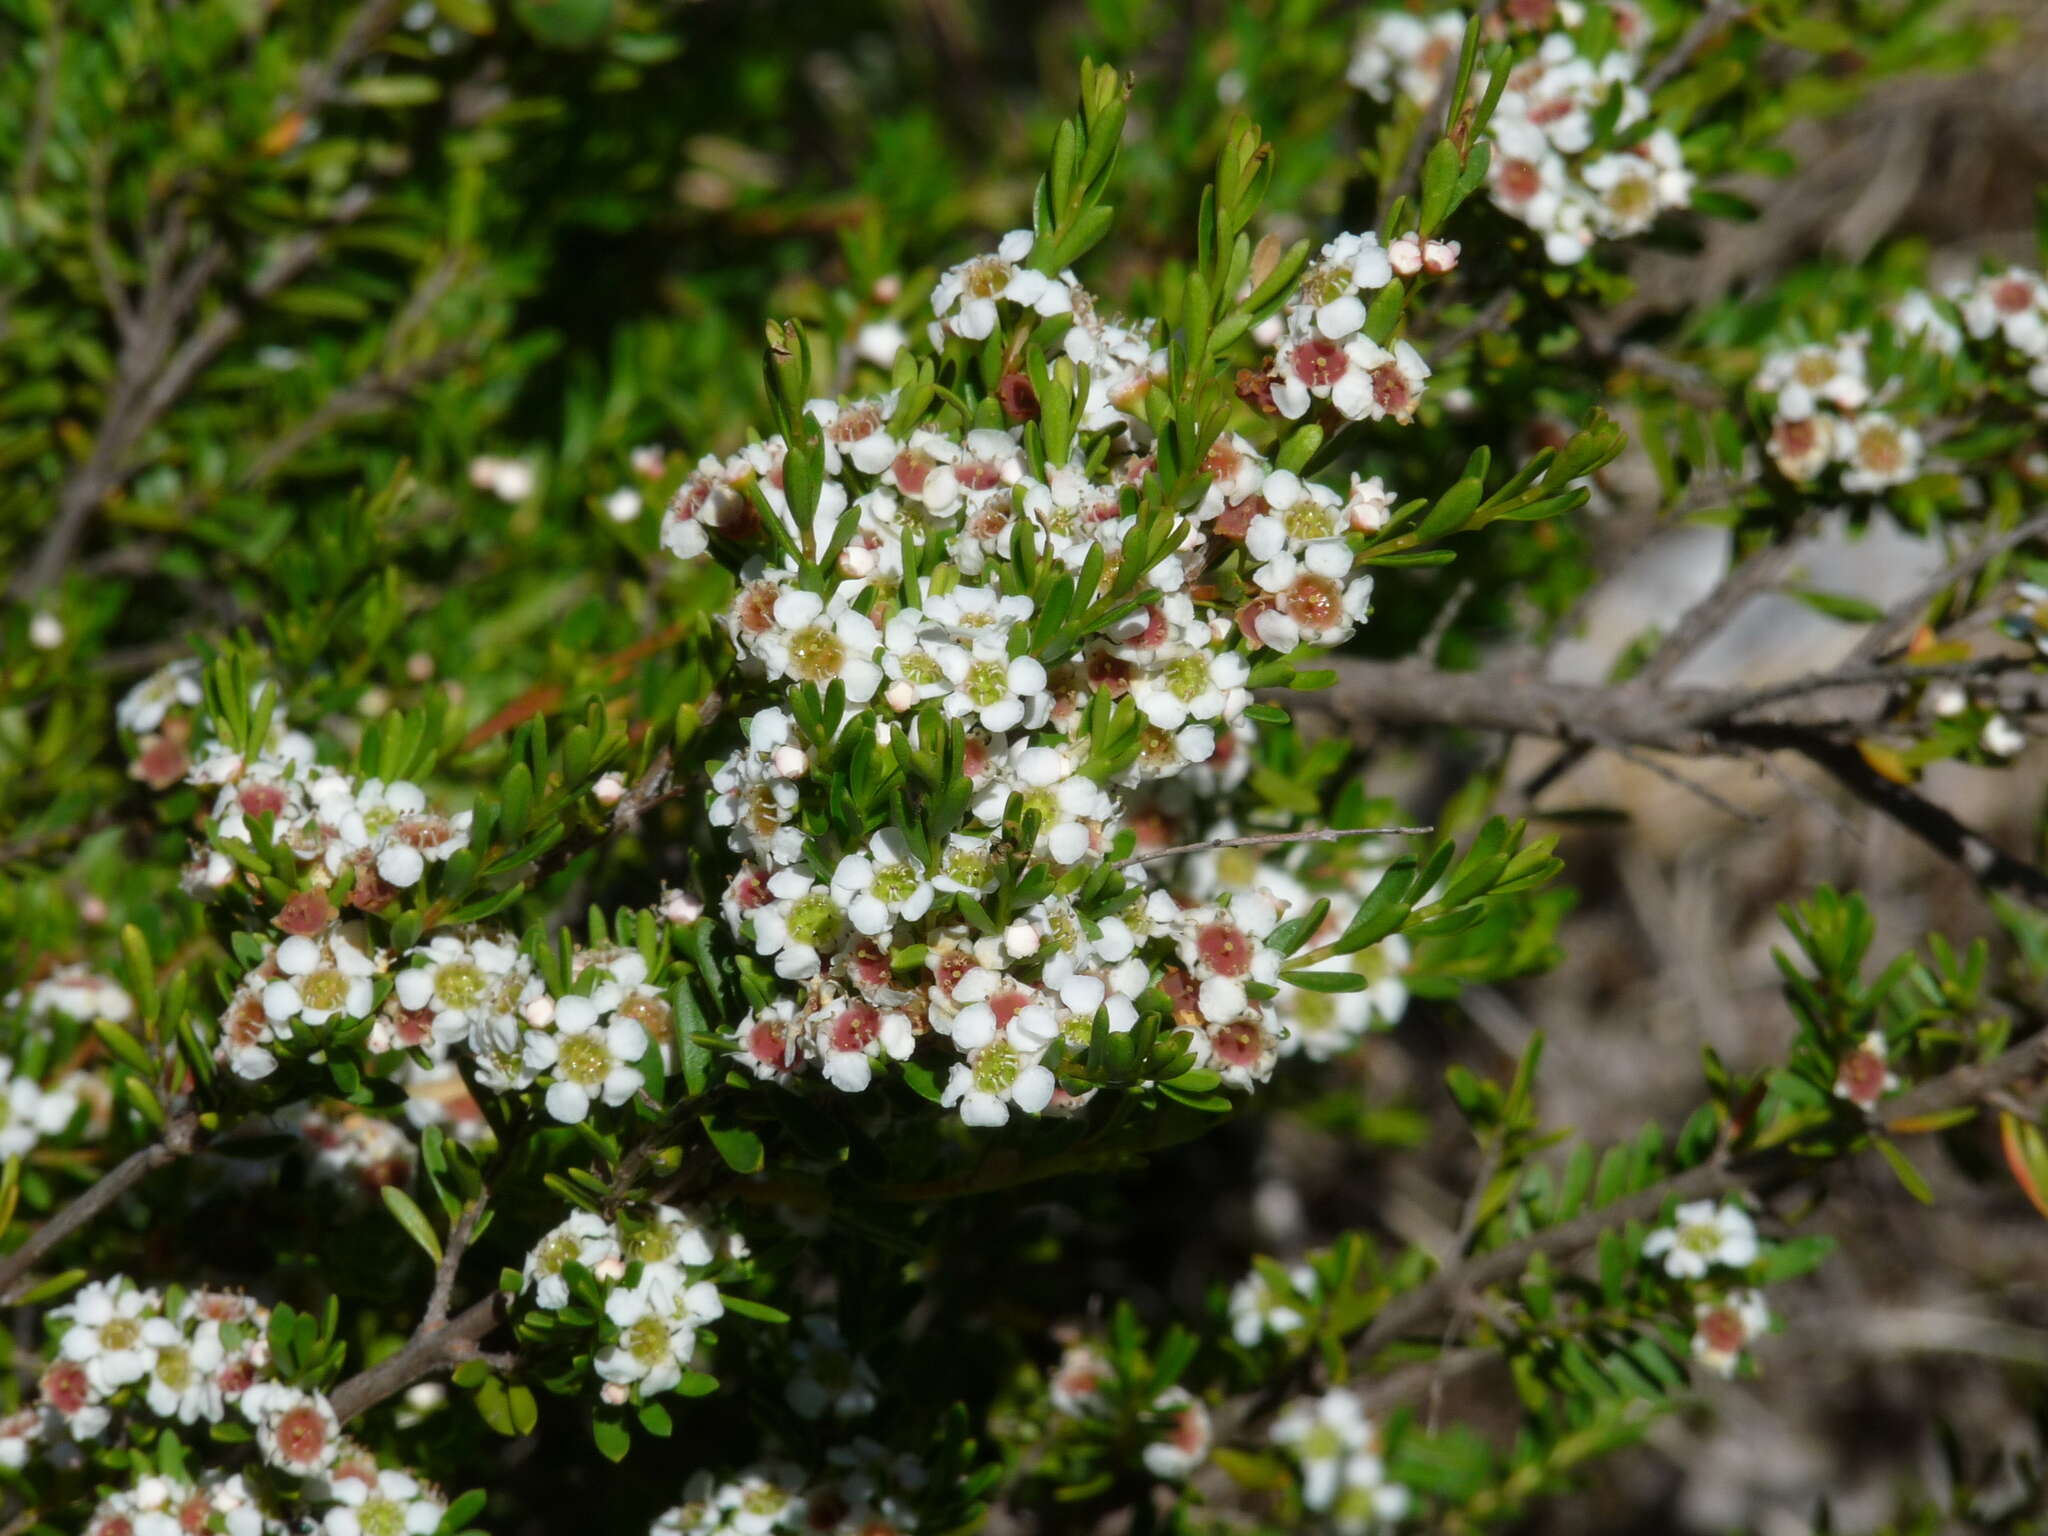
[830,1005,882,1054]
[1292,338,1348,389]
[1196,922,1253,977]
[1212,1021,1264,1066]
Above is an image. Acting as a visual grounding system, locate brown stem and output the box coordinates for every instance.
[0,1115,201,1304]
[327,1291,505,1422]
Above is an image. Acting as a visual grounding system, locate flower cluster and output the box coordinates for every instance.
[649,1441,929,1536]
[1643,1199,1774,1377]
[519,1204,739,1403]
[664,230,1419,1131]
[1753,332,1925,492]
[1349,4,1693,265]
[79,1436,450,1536]
[1270,1388,1413,1533]
[83,1468,285,1536]
[1757,263,2048,496]
[39,1278,275,1444]
[1047,1342,1214,1480]
[1261,233,1439,424]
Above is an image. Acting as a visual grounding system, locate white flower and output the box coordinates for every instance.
[26,965,133,1024]
[57,1279,161,1392]
[810,997,915,1093]
[930,229,1073,341]
[1228,1263,1316,1347]
[939,641,1049,733]
[1277,933,1410,1060]
[1346,10,1465,105]
[139,1315,226,1424]
[0,1060,77,1158]
[242,1384,341,1476]
[1690,1289,1771,1377]
[941,1038,1056,1127]
[830,830,935,935]
[1982,714,2025,758]
[747,588,884,704]
[1140,1387,1212,1480]
[117,659,204,735]
[1838,413,1923,493]
[393,932,532,1049]
[855,319,908,369]
[261,929,380,1028]
[1272,1389,1375,1511]
[322,1468,446,1536]
[749,869,847,981]
[595,1279,706,1396]
[603,487,643,523]
[1643,1199,1759,1279]
[1130,650,1250,732]
[524,993,650,1122]
[524,1211,622,1309]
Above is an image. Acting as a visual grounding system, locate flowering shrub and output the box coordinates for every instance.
[7,0,2048,1531]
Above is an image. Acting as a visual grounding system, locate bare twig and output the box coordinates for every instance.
[1848,509,2048,667]
[326,1292,505,1422]
[0,1115,202,1304]
[1109,826,1433,871]
[1604,741,1763,824]
[421,1199,487,1332]
[1644,0,1749,92]
[1421,578,1477,663]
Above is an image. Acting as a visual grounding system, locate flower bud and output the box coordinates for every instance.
[523,994,556,1027]
[771,744,809,779]
[1003,921,1042,959]
[593,772,627,806]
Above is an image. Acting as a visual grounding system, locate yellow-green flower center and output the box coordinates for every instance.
[973,1039,1021,1094]
[558,1032,611,1086]
[871,862,921,904]
[965,658,1011,707]
[787,626,846,683]
[435,961,487,1010]
[784,892,842,949]
[299,968,350,1013]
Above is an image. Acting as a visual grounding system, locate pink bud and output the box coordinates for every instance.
[1388,235,1424,276]
[770,744,809,779]
[593,1255,627,1282]
[871,274,903,304]
[79,895,110,924]
[600,1382,630,1406]
[593,773,627,807]
[839,544,879,578]
[1002,921,1041,959]
[1423,238,1461,274]
[884,680,919,713]
[662,890,705,924]
[523,995,556,1027]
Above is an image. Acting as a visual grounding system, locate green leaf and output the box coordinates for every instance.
[1875,1136,1933,1204]
[591,1411,632,1461]
[700,1116,764,1175]
[380,1186,444,1264]
[718,1294,791,1324]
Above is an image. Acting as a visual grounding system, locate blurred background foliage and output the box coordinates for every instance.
[10,0,2048,1531]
